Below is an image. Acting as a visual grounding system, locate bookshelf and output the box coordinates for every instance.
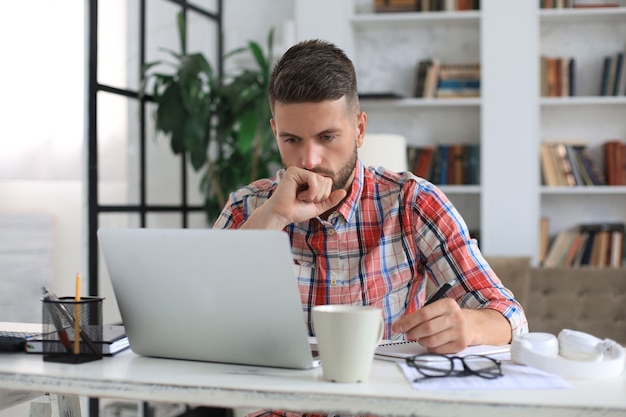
[294,1,625,266]
[539,4,626,266]
[350,4,483,232]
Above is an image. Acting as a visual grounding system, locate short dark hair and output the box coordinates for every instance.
[268,39,359,115]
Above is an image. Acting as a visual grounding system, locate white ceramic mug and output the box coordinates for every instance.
[312,305,384,383]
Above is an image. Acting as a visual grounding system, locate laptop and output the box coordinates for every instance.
[97,228,319,369]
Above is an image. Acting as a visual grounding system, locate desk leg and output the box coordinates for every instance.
[0,389,42,411]
[29,394,81,417]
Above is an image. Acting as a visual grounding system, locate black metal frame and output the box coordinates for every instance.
[87,1,222,415]
[87,0,222,294]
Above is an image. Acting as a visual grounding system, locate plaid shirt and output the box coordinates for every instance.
[213,161,528,340]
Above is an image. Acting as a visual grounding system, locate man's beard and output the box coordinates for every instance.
[283,147,358,192]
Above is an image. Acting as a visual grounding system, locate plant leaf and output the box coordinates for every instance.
[248,41,267,74]
[238,110,257,153]
[177,11,186,55]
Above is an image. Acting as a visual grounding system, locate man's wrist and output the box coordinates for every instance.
[242,201,291,230]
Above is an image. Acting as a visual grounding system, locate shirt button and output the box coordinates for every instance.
[330,279,337,286]
[328,229,335,235]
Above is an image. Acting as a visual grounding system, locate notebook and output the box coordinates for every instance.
[0,322,44,352]
[98,228,320,369]
[24,324,129,356]
[374,339,511,362]
[0,322,129,355]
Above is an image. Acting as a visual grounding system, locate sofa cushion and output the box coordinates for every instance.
[527,268,626,345]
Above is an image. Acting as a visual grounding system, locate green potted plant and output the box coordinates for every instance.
[142,12,279,221]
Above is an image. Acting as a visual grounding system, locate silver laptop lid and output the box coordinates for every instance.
[98,228,316,369]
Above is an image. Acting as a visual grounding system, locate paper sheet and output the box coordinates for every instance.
[398,356,573,391]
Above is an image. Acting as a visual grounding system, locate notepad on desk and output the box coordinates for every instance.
[25,325,129,356]
[375,340,510,362]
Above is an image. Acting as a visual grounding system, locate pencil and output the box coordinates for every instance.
[74,272,81,355]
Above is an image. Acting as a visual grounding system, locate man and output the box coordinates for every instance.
[213,39,527,353]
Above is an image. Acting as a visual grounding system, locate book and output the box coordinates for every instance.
[564,145,584,185]
[436,79,481,98]
[466,144,480,185]
[579,226,599,266]
[543,229,578,267]
[374,340,510,362]
[612,53,623,96]
[423,58,441,99]
[539,217,550,264]
[572,232,590,267]
[540,143,560,186]
[25,325,129,356]
[600,56,611,96]
[414,59,433,98]
[562,232,586,267]
[592,229,610,267]
[568,58,576,97]
[606,54,618,97]
[554,143,576,186]
[572,2,619,8]
[609,225,625,267]
[575,146,606,185]
[374,0,418,12]
[412,146,435,179]
[604,140,624,186]
[434,145,449,185]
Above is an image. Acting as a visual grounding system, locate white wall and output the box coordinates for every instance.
[222,0,293,57]
[0,1,86,302]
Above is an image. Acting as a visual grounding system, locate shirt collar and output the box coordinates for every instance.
[332,159,365,224]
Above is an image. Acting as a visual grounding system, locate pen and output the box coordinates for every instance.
[43,300,73,352]
[424,278,459,306]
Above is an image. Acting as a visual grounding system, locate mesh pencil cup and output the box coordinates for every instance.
[42,296,104,364]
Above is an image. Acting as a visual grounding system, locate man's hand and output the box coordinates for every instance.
[390,299,511,354]
[243,167,347,230]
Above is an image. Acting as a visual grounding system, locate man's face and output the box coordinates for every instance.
[270,97,366,192]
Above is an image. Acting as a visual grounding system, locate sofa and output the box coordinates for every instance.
[486,257,626,346]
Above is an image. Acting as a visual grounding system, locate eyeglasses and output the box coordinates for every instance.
[406,353,502,382]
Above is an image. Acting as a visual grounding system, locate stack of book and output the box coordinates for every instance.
[407,144,480,185]
[374,0,419,12]
[542,222,625,268]
[540,142,605,186]
[604,140,626,185]
[599,52,624,96]
[436,64,481,98]
[540,0,620,8]
[374,0,480,12]
[414,60,480,99]
[540,56,575,97]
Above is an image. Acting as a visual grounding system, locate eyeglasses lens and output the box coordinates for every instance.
[409,354,502,379]
[463,355,501,378]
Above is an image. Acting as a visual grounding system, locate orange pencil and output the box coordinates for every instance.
[74,273,81,355]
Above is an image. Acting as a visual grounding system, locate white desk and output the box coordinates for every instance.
[0,349,625,417]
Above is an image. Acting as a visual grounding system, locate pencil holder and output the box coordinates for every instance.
[42,296,104,363]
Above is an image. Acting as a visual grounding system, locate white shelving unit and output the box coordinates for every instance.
[539,5,626,255]
[295,1,626,264]
[293,0,539,259]
[351,6,483,232]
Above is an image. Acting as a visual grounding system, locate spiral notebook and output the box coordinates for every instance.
[375,340,510,362]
